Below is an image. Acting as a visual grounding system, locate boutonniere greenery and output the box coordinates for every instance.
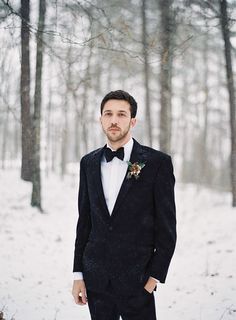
[126,161,146,180]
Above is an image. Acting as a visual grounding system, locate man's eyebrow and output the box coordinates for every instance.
[103,110,128,113]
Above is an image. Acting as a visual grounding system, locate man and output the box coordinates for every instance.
[72,90,176,320]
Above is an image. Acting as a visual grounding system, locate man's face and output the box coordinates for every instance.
[100,99,136,143]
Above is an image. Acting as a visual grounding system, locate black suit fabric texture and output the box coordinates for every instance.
[73,138,177,296]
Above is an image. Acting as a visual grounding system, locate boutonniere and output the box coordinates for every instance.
[126,161,146,180]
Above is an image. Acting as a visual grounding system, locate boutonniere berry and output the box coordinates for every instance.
[126,161,146,180]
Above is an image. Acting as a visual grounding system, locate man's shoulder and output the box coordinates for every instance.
[141,144,172,162]
[80,146,103,165]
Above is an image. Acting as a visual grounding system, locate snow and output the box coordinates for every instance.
[0,169,236,320]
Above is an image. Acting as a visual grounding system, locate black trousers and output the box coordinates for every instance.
[86,280,157,320]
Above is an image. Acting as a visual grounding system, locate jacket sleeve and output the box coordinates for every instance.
[149,155,177,283]
[73,156,92,272]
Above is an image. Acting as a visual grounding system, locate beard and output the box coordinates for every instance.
[102,122,131,143]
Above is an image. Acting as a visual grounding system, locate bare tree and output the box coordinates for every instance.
[158,0,175,154]
[199,31,210,183]
[141,0,152,147]
[1,106,9,169]
[31,0,46,211]
[20,0,32,181]
[60,55,71,178]
[219,0,236,206]
[81,46,93,155]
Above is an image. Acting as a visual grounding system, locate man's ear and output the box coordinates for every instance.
[131,118,137,128]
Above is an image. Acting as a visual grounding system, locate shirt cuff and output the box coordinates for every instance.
[73,272,84,280]
[150,276,160,283]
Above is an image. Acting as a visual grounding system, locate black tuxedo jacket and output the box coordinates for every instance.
[73,138,176,296]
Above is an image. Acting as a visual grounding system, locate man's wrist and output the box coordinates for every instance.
[150,276,159,283]
[73,272,83,281]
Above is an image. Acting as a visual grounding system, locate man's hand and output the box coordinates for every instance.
[72,280,87,305]
[144,277,158,293]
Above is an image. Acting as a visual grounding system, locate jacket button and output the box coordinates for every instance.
[109,226,113,231]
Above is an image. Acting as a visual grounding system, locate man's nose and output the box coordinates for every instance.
[111,115,119,124]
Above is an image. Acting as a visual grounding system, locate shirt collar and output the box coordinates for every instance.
[105,137,134,162]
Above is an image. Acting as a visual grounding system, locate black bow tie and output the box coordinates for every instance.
[104,146,124,162]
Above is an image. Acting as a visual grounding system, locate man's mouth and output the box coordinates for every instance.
[109,128,120,131]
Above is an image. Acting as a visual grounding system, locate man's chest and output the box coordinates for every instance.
[100,159,129,213]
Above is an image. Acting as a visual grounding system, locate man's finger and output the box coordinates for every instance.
[77,295,86,305]
[72,289,82,305]
[81,290,87,304]
[73,292,79,304]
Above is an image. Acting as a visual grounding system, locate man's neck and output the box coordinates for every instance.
[107,134,132,151]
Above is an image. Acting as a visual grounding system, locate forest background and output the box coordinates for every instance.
[0,0,236,319]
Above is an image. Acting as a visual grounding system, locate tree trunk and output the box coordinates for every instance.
[180,58,190,183]
[60,66,70,178]
[219,0,236,206]
[1,106,9,169]
[20,0,32,181]
[158,0,174,154]
[14,117,20,160]
[51,124,57,173]
[81,47,93,154]
[31,0,46,211]
[45,83,52,177]
[142,0,152,147]
[74,106,80,162]
[200,32,210,184]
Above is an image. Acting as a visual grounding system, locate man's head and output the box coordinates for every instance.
[100,90,137,144]
[100,90,137,118]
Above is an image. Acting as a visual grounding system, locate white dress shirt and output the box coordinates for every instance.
[73,137,159,284]
[101,136,134,215]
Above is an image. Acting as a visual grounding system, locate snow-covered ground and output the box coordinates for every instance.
[0,169,236,320]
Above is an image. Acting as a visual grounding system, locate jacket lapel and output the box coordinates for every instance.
[91,144,110,219]
[110,138,147,221]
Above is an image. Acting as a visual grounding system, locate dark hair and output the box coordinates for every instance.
[100,90,137,118]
